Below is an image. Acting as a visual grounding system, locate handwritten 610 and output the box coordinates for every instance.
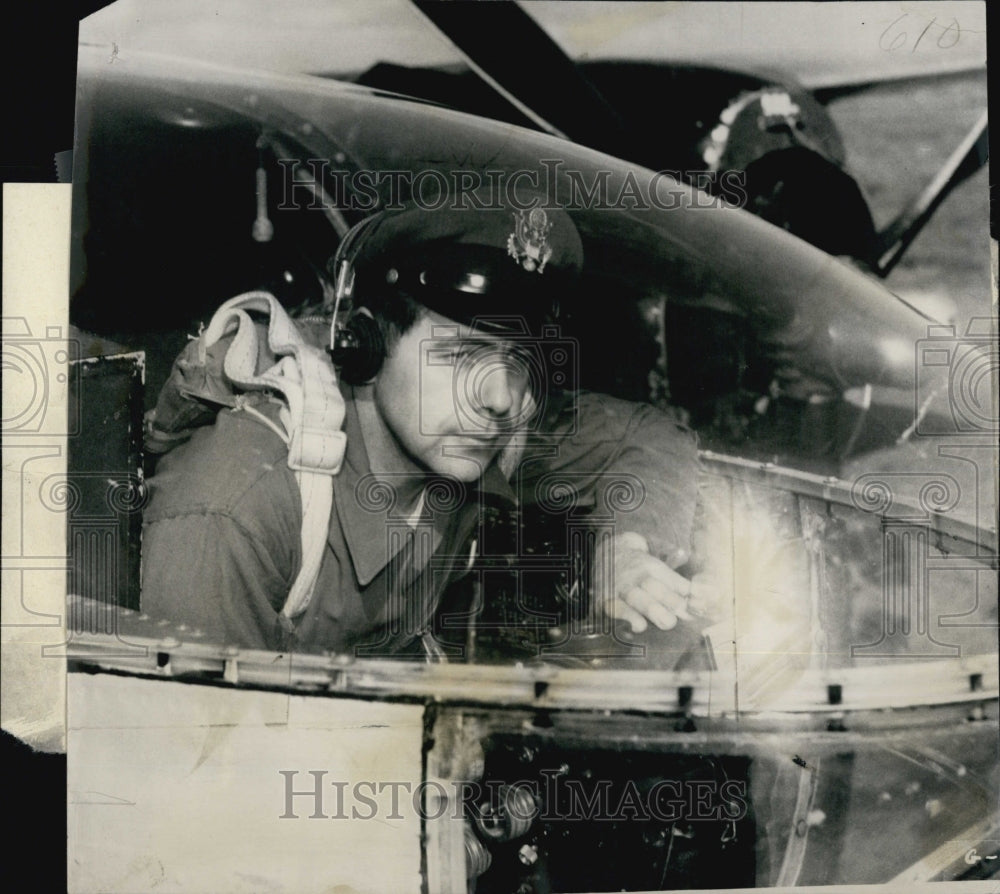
[880,13,961,53]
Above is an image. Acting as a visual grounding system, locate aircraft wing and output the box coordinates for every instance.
[525,1,987,95]
[71,45,939,405]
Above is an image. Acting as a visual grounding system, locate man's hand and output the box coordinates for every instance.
[596,531,713,633]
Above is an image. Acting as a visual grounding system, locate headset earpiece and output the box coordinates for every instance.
[328,312,386,384]
[324,213,392,384]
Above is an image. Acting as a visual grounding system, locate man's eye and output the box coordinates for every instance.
[427,347,460,365]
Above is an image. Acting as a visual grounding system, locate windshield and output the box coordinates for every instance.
[67,42,996,690]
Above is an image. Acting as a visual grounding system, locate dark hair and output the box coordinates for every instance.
[353,286,427,350]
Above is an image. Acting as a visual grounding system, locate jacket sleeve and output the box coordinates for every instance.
[138,415,303,650]
[517,391,700,568]
[140,511,297,650]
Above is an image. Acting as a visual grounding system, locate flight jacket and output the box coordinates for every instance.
[140,387,699,656]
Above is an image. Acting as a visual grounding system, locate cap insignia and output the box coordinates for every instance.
[507,208,553,273]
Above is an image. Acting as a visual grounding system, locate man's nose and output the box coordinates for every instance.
[477,363,517,418]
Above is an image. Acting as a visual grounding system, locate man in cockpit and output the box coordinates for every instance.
[139,198,707,660]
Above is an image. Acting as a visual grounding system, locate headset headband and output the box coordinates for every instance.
[328,212,387,350]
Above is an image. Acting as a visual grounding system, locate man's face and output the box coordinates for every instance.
[373,309,535,481]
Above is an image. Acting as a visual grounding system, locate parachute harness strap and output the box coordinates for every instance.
[201,291,346,620]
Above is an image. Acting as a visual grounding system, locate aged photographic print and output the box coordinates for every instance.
[1,1,995,892]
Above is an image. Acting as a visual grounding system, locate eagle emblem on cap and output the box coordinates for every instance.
[507,208,553,273]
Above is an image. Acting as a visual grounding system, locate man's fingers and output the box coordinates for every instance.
[615,549,692,596]
[687,578,720,619]
[623,587,679,631]
[609,597,648,633]
[614,531,649,553]
[633,558,692,594]
[638,578,692,622]
[599,533,702,630]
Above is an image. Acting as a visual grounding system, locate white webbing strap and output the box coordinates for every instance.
[201,291,346,620]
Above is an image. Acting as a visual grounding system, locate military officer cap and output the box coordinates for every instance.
[338,191,584,334]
